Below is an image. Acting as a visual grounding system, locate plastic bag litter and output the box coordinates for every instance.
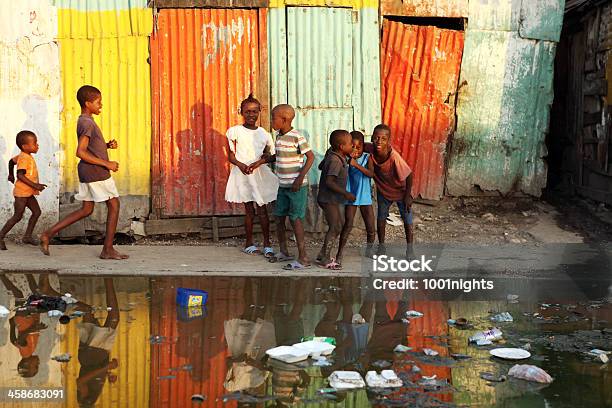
[423,348,439,356]
[313,356,332,367]
[329,371,365,389]
[47,310,63,318]
[0,305,9,318]
[191,394,206,403]
[469,328,503,344]
[405,310,424,318]
[394,344,412,353]
[476,339,492,346]
[412,365,421,373]
[292,340,336,357]
[266,345,309,363]
[365,370,403,388]
[51,353,71,362]
[507,364,553,384]
[490,312,513,322]
[62,294,77,304]
[352,314,365,324]
[588,349,610,363]
[447,319,456,325]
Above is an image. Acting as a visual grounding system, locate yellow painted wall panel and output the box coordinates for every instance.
[58,36,151,197]
[56,7,152,39]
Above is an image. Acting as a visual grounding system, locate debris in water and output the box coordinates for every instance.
[365,370,403,388]
[62,294,77,304]
[469,328,503,344]
[394,344,412,353]
[477,339,492,346]
[71,311,85,318]
[507,364,553,384]
[588,349,610,364]
[405,310,424,318]
[451,353,471,360]
[480,372,507,382]
[352,313,365,324]
[51,353,71,362]
[447,319,456,325]
[313,356,332,367]
[158,375,177,380]
[412,365,421,373]
[372,360,392,369]
[27,294,67,312]
[507,294,519,303]
[150,335,166,344]
[59,315,70,325]
[490,312,513,322]
[169,364,193,371]
[47,310,62,318]
[328,371,366,389]
[423,348,439,356]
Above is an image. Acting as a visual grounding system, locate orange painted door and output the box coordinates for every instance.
[151,9,266,216]
[381,20,464,199]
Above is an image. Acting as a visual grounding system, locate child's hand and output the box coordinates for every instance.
[34,183,48,192]
[106,140,118,149]
[248,162,261,173]
[8,174,14,184]
[106,161,119,172]
[291,178,303,192]
[238,163,251,175]
[349,157,358,167]
[344,192,356,202]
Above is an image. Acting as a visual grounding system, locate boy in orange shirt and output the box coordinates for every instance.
[0,130,47,250]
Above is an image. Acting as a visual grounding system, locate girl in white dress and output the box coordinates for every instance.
[225,94,279,256]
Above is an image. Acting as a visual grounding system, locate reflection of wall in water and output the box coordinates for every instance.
[59,277,150,408]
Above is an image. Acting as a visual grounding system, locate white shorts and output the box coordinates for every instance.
[75,178,119,202]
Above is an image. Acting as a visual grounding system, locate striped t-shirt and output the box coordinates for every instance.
[274,128,312,187]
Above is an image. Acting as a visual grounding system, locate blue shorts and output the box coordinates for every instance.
[273,186,308,221]
[377,191,413,225]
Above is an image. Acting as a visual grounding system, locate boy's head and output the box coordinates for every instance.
[77,85,102,115]
[17,355,40,378]
[329,130,352,156]
[16,130,38,154]
[240,93,262,128]
[271,104,295,131]
[350,130,365,158]
[372,124,392,154]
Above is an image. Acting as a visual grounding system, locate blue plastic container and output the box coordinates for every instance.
[177,305,207,322]
[176,288,208,307]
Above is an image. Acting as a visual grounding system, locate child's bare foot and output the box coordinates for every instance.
[0,238,6,251]
[99,248,129,260]
[22,236,40,246]
[39,234,50,256]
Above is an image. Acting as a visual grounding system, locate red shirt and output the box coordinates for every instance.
[366,144,412,201]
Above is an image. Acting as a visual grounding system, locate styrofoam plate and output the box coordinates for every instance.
[490,348,531,360]
[292,340,336,357]
[266,346,309,363]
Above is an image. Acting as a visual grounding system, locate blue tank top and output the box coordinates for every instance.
[346,153,372,206]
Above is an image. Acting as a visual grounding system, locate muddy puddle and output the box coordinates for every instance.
[0,273,609,407]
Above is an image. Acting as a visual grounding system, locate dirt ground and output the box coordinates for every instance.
[136,195,612,248]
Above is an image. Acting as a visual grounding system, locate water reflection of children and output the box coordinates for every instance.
[223,278,275,396]
[1,274,46,378]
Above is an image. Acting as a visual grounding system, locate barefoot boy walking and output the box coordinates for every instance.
[40,85,128,260]
[0,131,46,250]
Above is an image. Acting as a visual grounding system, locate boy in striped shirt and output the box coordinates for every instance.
[269,104,314,270]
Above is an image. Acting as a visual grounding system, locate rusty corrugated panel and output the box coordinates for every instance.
[381,21,464,199]
[0,0,61,234]
[446,29,557,197]
[150,277,246,408]
[152,0,268,7]
[381,0,468,18]
[151,8,266,217]
[59,277,150,408]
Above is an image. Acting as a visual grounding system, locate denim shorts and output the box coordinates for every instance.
[376,191,413,225]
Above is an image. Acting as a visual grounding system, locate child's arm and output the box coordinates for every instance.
[325,175,356,202]
[403,173,413,208]
[226,139,251,175]
[350,155,374,178]
[77,136,118,172]
[16,170,47,192]
[291,150,315,192]
[7,158,16,183]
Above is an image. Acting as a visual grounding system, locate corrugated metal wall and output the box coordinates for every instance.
[269,4,381,231]
[151,8,266,217]
[446,0,565,196]
[381,0,468,18]
[150,277,246,408]
[381,21,464,199]
[0,0,61,234]
[59,277,150,408]
[54,0,152,230]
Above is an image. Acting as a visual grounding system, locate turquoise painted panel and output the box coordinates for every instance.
[268,8,287,109]
[519,0,566,41]
[287,7,353,108]
[447,30,555,196]
[51,0,147,11]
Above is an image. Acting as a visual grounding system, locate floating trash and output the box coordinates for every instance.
[150,335,166,344]
[365,370,403,388]
[480,372,507,382]
[191,394,206,403]
[423,348,439,356]
[490,312,513,323]
[372,360,392,369]
[51,353,71,362]
[394,344,412,353]
[507,364,553,384]
[405,310,424,318]
[451,353,472,360]
[328,371,365,390]
[469,328,503,344]
[0,305,9,318]
[490,348,531,360]
[47,310,62,318]
[352,313,365,324]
